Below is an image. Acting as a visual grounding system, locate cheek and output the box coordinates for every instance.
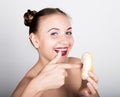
[40,39,56,49]
[70,37,74,47]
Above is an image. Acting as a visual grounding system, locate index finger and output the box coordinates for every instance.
[49,51,62,64]
[59,63,80,69]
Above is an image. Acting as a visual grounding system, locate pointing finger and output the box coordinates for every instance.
[49,51,62,64]
[59,63,80,69]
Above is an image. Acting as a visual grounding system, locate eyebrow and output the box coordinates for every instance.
[48,27,72,32]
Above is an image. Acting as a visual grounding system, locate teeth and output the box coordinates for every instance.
[55,48,67,51]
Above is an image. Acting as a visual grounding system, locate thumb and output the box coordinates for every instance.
[49,51,62,64]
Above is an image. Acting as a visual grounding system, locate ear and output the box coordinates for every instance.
[29,33,40,48]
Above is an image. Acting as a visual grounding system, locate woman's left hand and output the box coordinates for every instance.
[79,72,99,97]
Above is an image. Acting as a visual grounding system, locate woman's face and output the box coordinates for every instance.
[37,14,74,63]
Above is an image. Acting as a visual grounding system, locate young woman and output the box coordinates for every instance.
[12,8,99,97]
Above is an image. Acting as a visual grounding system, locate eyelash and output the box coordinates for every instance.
[50,32,58,36]
[50,31,72,36]
[66,31,72,35]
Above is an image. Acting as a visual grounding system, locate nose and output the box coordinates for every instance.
[58,35,69,45]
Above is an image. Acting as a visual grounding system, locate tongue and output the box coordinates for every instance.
[61,51,67,56]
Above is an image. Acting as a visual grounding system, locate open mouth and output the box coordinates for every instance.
[55,47,68,56]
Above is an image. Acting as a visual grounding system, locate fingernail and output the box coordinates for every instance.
[87,77,90,81]
[75,65,80,68]
[88,72,92,75]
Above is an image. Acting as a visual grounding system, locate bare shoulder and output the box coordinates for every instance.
[12,63,42,97]
[65,57,82,93]
[11,76,32,97]
[68,57,81,64]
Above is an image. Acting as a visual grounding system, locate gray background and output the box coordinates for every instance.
[0,0,120,97]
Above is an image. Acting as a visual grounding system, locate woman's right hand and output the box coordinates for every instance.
[31,51,80,92]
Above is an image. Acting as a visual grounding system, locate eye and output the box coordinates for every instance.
[50,32,58,36]
[66,31,72,35]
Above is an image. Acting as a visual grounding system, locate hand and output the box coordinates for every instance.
[31,51,80,91]
[79,72,99,97]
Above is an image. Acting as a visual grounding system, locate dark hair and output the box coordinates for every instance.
[24,8,68,35]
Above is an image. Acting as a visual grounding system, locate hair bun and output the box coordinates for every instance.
[24,9,37,27]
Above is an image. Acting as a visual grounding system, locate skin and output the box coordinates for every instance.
[11,14,99,97]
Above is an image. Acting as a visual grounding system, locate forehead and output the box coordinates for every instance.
[38,14,71,31]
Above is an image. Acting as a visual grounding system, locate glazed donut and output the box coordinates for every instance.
[81,52,94,80]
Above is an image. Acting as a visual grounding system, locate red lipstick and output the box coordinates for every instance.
[55,47,68,56]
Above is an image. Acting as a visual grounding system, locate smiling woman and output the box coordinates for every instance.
[11,8,99,97]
